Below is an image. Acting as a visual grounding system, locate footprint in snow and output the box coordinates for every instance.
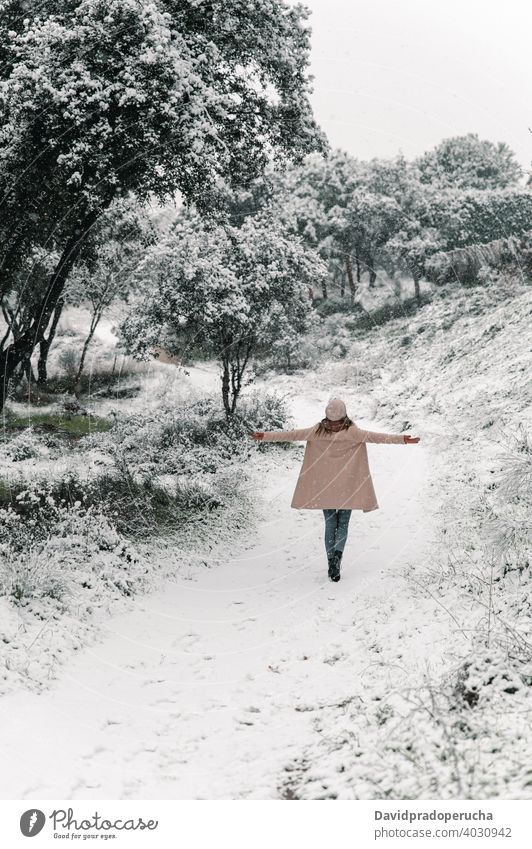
[81,745,108,760]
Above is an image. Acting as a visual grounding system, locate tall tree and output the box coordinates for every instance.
[273,151,412,299]
[119,211,327,416]
[416,134,522,190]
[0,0,326,407]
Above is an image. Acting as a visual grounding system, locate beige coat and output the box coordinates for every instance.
[262,423,405,511]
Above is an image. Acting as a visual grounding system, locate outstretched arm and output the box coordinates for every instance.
[350,423,420,444]
[249,425,316,442]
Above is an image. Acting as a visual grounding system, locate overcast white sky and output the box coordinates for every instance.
[303,0,532,173]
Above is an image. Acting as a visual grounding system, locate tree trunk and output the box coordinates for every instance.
[220,339,252,418]
[369,266,377,288]
[24,356,35,386]
[340,270,345,298]
[413,273,421,304]
[321,279,327,300]
[37,297,64,386]
[345,255,356,303]
[11,357,33,391]
[74,309,102,389]
[355,255,361,283]
[394,275,402,298]
[221,357,231,417]
[0,204,109,411]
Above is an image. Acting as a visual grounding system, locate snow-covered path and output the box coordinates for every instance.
[0,385,446,800]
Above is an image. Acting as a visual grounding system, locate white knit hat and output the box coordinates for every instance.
[325,398,347,421]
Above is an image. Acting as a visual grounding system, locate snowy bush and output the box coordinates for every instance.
[486,426,531,578]
[53,395,88,417]
[233,391,292,435]
[1,392,287,543]
[424,233,531,287]
[0,485,151,695]
[84,391,291,476]
[0,427,46,462]
[0,488,145,607]
[0,467,219,541]
[1,548,71,604]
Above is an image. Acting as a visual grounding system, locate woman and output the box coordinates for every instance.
[249,398,420,582]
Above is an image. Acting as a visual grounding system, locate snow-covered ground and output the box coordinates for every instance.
[0,375,449,799]
[1,277,530,799]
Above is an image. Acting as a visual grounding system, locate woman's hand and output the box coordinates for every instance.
[248,431,265,441]
[404,435,420,444]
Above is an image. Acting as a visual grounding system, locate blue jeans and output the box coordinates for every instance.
[323,509,352,558]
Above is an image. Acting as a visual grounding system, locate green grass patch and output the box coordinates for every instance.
[43,371,142,399]
[2,412,111,436]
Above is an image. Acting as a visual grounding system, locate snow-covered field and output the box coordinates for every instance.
[0,276,530,799]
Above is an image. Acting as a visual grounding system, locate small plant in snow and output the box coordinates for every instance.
[1,428,45,462]
[54,395,88,418]
[0,548,71,604]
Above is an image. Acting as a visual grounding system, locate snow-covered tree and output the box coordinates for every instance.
[385,228,443,301]
[64,200,156,387]
[427,188,532,248]
[416,134,522,190]
[272,151,422,299]
[119,212,327,415]
[385,187,532,293]
[0,0,326,407]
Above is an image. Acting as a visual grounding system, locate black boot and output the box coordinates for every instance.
[328,549,342,582]
[327,551,336,581]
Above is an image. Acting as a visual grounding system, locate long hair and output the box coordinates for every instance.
[315,415,353,436]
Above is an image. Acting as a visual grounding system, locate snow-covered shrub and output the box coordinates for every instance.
[301,314,352,361]
[254,307,321,373]
[0,548,71,603]
[268,333,319,372]
[55,324,78,338]
[53,395,88,417]
[80,391,290,530]
[475,265,492,287]
[253,342,317,375]
[424,233,531,287]
[231,390,292,435]
[0,427,46,462]
[87,467,237,537]
[1,393,286,540]
[0,487,151,696]
[488,428,531,578]
[85,391,291,474]
[87,404,227,479]
[0,467,217,540]
[0,487,145,606]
